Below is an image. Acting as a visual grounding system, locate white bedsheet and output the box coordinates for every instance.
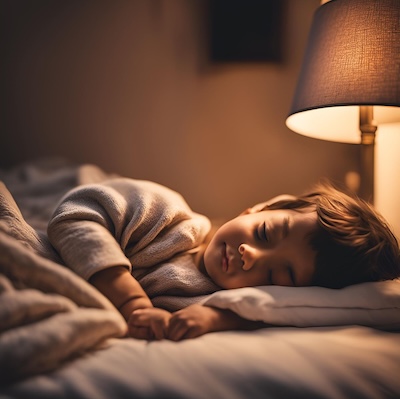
[2,326,400,399]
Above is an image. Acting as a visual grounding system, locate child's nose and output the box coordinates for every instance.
[238,243,257,271]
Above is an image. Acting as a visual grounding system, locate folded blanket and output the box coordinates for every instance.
[0,181,126,383]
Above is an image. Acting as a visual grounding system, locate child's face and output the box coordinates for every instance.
[203,208,318,289]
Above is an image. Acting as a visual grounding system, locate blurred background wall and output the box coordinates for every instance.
[1,0,360,220]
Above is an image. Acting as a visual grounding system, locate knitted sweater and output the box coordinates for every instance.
[47,178,220,311]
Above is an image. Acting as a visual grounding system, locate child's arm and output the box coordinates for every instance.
[89,266,153,322]
[166,304,266,341]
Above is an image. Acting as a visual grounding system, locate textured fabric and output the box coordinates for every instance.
[0,183,126,383]
[48,177,220,311]
[3,327,400,399]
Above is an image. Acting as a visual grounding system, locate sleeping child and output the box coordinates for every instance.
[47,178,400,341]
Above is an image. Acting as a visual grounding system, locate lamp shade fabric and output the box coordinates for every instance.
[286,0,400,143]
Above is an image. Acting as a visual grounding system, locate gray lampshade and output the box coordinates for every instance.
[286,0,400,143]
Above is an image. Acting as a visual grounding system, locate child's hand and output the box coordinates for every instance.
[128,308,172,340]
[167,304,222,341]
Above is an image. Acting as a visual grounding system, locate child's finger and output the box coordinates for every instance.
[129,309,152,326]
[128,325,153,340]
[167,318,191,341]
[128,311,153,339]
[129,309,170,340]
[151,322,168,340]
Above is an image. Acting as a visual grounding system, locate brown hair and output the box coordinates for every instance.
[265,182,400,288]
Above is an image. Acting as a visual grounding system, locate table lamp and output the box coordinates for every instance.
[286,0,400,204]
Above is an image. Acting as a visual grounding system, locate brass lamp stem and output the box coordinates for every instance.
[359,105,377,203]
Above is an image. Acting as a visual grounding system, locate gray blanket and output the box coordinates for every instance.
[0,179,126,383]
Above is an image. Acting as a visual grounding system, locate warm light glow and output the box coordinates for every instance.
[286,0,400,144]
[375,123,400,240]
[286,106,400,144]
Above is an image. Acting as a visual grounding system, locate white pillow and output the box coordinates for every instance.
[201,279,400,330]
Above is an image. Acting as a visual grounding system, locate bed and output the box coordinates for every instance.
[1,159,400,399]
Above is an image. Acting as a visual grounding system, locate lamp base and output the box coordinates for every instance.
[359,106,377,203]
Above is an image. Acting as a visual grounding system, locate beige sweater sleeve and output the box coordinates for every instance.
[47,178,211,281]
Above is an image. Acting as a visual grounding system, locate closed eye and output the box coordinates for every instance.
[256,222,269,242]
